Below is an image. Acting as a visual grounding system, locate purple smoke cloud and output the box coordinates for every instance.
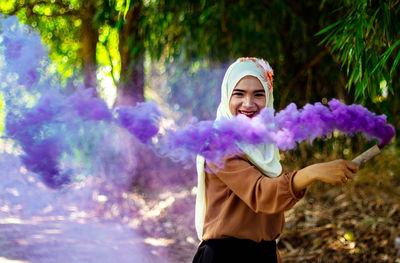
[114,101,161,144]
[162,99,395,163]
[5,88,161,188]
[5,89,108,188]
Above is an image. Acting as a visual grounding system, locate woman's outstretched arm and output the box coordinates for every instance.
[292,159,359,194]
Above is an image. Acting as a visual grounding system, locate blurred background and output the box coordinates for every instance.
[0,0,399,262]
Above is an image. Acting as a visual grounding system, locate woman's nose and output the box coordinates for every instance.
[243,96,254,107]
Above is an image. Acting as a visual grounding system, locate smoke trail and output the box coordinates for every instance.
[161,100,395,163]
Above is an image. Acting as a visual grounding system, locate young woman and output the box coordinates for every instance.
[193,58,358,262]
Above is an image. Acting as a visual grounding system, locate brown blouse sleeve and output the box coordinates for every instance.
[207,156,306,214]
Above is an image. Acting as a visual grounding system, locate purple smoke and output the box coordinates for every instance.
[5,88,161,188]
[6,92,69,188]
[0,17,161,188]
[162,99,395,163]
[69,89,113,121]
[1,16,45,87]
[114,101,161,144]
[4,89,106,188]
[327,99,395,148]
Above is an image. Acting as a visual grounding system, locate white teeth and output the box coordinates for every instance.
[239,111,254,116]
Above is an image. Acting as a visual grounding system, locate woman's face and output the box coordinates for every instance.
[229,76,266,118]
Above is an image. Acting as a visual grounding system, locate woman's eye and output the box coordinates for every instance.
[255,93,265,97]
[233,92,243,96]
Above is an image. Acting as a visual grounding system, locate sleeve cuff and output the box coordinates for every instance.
[287,170,306,200]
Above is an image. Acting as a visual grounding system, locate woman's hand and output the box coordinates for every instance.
[293,159,359,194]
[305,159,359,185]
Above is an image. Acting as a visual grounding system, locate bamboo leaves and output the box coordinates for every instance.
[317,0,399,101]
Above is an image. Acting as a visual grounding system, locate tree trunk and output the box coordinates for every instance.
[116,1,145,106]
[80,2,98,93]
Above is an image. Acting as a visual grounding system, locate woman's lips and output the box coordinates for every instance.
[238,110,257,118]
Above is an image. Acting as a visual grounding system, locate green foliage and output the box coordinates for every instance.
[317,0,400,100]
[0,0,126,86]
[0,0,83,81]
[146,0,292,61]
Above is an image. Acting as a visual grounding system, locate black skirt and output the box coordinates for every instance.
[192,237,278,263]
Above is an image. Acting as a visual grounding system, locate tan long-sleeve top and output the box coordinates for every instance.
[202,155,305,242]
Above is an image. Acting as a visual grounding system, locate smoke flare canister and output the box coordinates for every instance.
[351,145,381,166]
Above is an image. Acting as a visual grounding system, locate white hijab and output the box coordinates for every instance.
[195,58,282,240]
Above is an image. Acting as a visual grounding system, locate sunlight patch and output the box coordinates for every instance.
[0,258,29,263]
[144,237,175,247]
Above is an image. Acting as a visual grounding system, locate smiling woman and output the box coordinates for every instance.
[192,58,359,263]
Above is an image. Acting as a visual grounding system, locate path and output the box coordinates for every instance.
[0,215,164,263]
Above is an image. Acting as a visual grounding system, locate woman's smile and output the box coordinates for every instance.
[238,110,257,118]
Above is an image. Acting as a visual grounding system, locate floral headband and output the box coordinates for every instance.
[238,57,274,92]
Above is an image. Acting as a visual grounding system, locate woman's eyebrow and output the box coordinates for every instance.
[232,89,265,93]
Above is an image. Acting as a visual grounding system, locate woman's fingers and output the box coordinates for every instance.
[345,160,359,173]
[338,160,358,182]
[341,176,348,184]
[344,168,355,180]
[329,165,356,185]
[327,172,348,185]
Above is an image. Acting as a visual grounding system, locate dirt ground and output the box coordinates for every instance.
[0,215,166,263]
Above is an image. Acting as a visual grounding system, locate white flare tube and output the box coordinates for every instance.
[351,145,381,166]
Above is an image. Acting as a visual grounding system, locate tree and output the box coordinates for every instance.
[0,0,148,105]
[0,0,186,106]
[0,0,100,91]
[114,0,146,105]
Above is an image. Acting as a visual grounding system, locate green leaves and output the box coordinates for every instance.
[316,20,341,37]
[317,0,399,101]
[123,0,130,19]
[374,39,400,76]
